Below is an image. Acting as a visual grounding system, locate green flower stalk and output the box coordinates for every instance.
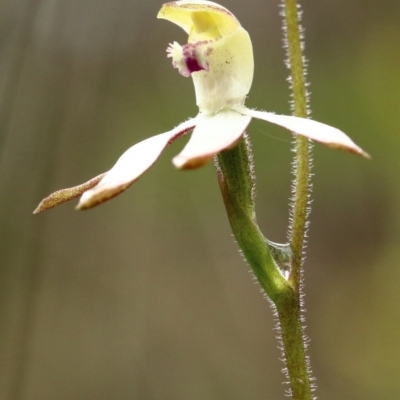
[34,1,369,399]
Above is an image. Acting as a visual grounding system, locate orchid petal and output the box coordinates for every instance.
[173,110,251,169]
[157,1,240,42]
[77,118,197,210]
[33,173,106,214]
[242,108,370,158]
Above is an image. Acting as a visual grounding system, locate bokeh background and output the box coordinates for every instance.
[0,0,399,399]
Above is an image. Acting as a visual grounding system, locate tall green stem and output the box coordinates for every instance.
[283,0,314,397]
[282,0,312,289]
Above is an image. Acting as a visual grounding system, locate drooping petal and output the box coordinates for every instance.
[242,108,370,158]
[77,118,197,210]
[157,1,240,42]
[173,110,251,169]
[33,173,106,214]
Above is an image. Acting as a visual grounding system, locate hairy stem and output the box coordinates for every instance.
[282,0,314,398]
[282,0,311,288]
[276,292,311,399]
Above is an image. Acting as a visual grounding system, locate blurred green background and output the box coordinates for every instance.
[0,0,399,399]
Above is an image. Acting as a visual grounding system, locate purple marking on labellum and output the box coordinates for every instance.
[182,41,210,75]
[185,56,205,73]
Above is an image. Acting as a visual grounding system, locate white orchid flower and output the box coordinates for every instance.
[34,0,368,213]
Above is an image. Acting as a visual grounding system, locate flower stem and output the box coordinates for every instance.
[216,136,289,301]
[216,135,313,399]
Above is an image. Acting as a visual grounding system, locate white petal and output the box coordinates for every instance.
[173,110,251,169]
[242,108,370,158]
[78,118,197,210]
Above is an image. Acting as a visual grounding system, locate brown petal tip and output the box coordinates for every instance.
[329,142,370,159]
[33,173,106,214]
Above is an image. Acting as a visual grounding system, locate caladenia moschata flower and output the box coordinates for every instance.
[34,0,369,214]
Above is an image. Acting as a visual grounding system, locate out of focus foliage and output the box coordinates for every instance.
[0,0,399,399]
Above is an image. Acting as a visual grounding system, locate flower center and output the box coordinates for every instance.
[167,40,211,77]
